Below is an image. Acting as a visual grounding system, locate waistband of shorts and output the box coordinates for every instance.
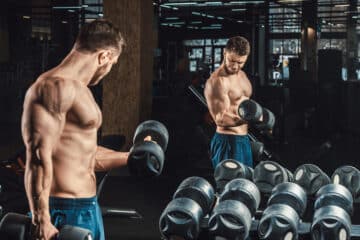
[214,132,249,139]
[49,196,98,209]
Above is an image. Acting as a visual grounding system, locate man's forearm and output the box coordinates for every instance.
[25,151,53,225]
[215,109,247,127]
[95,146,129,171]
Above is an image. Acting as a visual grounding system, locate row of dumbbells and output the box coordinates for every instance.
[159,175,357,240]
[215,159,360,204]
[160,160,359,239]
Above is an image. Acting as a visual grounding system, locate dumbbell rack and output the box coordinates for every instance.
[196,209,360,240]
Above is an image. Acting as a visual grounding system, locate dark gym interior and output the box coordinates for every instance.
[1,0,360,239]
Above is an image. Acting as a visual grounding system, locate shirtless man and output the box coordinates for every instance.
[21,19,127,240]
[204,36,254,168]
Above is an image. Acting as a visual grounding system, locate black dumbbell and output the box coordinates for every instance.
[250,141,265,163]
[128,120,169,177]
[159,176,215,240]
[0,212,92,240]
[311,184,353,240]
[293,164,331,196]
[258,182,307,240]
[208,178,261,240]
[253,161,293,195]
[332,165,360,203]
[214,159,254,193]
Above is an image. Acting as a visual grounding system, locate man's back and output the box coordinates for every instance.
[22,75,101,198]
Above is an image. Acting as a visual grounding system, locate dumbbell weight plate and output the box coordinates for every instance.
[253,161,290,194]
[294,164,331,196]
[159,198,203,240]
[209,200,252,240]
[128,141,164,177]
[332,165,360,203]
[220,178,260,216]
[311,205,351,240]
[58,225,92,240]
[0,212,32,240]
[314,184,353,216]
[173,176,215,215]
[133,120,169,151]
[214,159,253,193]
[267,182,307,217]
[258,204,300,240]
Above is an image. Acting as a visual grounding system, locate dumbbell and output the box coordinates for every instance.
[214,159,254,193]
[250,141,265,163]
[253,161,293,195]
[0,212,92,240]
[238,99,276,131]
[208,178,261,240]
[332,165,360,203]
[128,120,169,176]
[311,184,353,240]
[159,176,215,240]
[257,182,307,240]
[293,164,331,196]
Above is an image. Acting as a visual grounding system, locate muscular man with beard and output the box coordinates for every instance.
[204,36,254,168]
[21,19,126,240]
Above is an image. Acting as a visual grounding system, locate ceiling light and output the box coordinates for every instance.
[335,4,349,8]
[201,26,222,29]
[163,2,197,6]
[204,1,223,6]
[23,16,31,19]
[53,6,82,9]
[229,1,263,4]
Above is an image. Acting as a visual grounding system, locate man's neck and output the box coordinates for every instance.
[54,49,97,86]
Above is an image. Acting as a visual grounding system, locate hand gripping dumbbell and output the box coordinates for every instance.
[0,212,92,240]
[214,159,254,193]
[253,160,294,195]
[311,184,353,240]
[208,178,261,240]
[128,120,169,176]
[238,99,275,132]
[294,164,331,196]
[332,165,360,203]
[257,182,307,240]
[159,176,215,240]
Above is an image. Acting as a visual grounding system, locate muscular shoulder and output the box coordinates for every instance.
[205,72,228,93]
[36,77,79,114]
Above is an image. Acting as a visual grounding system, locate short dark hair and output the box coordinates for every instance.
[225,36,250,56]
[75,18,125,53]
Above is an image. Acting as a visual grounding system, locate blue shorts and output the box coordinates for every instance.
[210,132,253,168]
[49,196,105,240]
